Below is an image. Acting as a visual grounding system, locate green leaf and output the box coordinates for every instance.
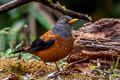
[21,53,33,60]
[18,74,22,80]
[0,27,10,34]
[32,55,40,61]
[28,7,52,30]
[30,36,36,41]
[48,0,53,4]
[0,34,7,50]
[0,48,13,58]
[8,19,25,48]
[114,57,120,70]
[89,65,96,70]
[15,42,23,49]
[0,27,10,31]
[8,8,20,20]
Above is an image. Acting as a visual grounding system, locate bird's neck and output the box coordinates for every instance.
[52,24,72,38]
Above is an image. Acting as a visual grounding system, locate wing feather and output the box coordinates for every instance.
[13,38,56,53]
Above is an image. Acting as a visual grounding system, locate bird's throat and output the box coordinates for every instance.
[52,27,72,39]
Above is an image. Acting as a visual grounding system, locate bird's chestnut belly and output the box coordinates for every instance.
[33,38,73,62]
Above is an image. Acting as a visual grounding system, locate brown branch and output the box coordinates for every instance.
[40,0,91,21]
[0,0,34,14]
[0,0,91,21]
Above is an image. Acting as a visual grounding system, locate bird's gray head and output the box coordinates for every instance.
[52,16,78,38]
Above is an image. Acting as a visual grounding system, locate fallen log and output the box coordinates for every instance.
[68,18,120,63]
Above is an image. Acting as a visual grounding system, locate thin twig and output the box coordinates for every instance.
[40,0,91,21]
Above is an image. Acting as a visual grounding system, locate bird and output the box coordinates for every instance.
[13,15,78,70]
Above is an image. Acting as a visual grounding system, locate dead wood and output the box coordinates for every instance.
[68,18,120,63]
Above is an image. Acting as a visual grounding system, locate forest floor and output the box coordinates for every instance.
[0,58,120,80]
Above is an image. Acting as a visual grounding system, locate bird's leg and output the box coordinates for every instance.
[55,62,60,71]
[43,62,49,72]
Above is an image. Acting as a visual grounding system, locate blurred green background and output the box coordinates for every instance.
[0,0,120,59]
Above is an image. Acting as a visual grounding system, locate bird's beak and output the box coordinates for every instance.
[68,19,79,23]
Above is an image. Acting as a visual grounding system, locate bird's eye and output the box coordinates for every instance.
[63,18,67,22]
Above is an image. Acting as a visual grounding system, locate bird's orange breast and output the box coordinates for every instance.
[33,30,73,62]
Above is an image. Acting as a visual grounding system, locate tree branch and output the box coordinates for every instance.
[0,0,34,14]
[40,0,91,21]
[0,0,91,21]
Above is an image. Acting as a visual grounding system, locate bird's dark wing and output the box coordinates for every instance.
[13,38,56,53]
[29,38,56,51]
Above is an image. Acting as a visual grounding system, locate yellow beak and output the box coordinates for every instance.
[68,19,79,23]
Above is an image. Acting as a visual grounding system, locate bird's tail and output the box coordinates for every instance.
[13,48,26,53]
[13,46,31,53]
